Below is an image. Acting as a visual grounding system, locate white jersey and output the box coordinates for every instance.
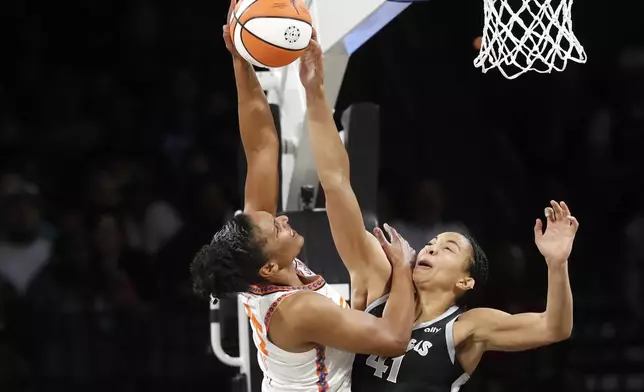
[238,260,354,392]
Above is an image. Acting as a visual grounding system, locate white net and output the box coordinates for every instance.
[474,0,587,79]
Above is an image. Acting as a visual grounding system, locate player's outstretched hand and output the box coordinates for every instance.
[223,0,241,58]
[373,223,416,269]
[534,200,579,265]
[299,30,324,91]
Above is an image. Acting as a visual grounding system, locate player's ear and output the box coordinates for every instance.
[456,276,475,292]
[259,261,279,279]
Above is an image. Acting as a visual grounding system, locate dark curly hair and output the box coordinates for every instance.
[457,234,489,308]
[190,213,268,300]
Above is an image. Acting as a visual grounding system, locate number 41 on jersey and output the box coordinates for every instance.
[366,354,404,383]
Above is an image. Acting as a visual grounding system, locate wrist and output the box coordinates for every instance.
[233,56,252,71]
[392,260,412,274]
[305,84,325,101]
[546,259,568,270]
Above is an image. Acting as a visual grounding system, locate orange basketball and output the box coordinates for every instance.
[230,0,313,68]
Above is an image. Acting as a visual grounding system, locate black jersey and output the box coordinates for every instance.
[352,295,470,392]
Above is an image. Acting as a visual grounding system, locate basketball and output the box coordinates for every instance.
[230,0,313,68]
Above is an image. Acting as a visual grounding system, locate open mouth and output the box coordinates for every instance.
[416,259,433,269]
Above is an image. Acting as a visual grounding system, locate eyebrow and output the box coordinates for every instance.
[446,239,461,251]
[428,237,461,251]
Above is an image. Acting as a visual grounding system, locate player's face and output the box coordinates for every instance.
[413,232,474,293]
[247,210,304,269]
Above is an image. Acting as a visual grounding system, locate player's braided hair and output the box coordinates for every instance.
[457,234,489,309]
[190,213,268,300]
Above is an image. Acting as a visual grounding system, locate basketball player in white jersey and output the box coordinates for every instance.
[189,2,417,391]
[298,37,579,391]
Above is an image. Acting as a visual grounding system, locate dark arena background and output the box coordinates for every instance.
[2,0,644,391]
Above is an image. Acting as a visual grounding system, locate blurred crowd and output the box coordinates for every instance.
[3,1,242,391]
[2,0,644,391]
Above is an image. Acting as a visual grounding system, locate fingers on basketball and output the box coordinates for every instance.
[228,0,238,24]
[223,25,238,54]
[232,0,313,68]
[307,30,321,52]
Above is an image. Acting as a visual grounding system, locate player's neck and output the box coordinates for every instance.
[414,290,455,325]
[267,260,308,287]
[279,265,307,287]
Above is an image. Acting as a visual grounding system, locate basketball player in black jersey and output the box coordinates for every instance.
[299,37,578,392]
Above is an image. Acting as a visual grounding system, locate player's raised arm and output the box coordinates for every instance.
[459,201,577,352]
[271,227,416,356]
[298,34,392,307]
[224,0,279,215]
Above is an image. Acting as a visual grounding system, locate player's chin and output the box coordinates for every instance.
[293,233,305,249]
[412,267,432,286]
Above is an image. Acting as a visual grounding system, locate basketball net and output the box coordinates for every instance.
[474,0,587,79]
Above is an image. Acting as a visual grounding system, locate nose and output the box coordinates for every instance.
[277,215,289,224]
[427,244,437,256]
[420,245,433,256]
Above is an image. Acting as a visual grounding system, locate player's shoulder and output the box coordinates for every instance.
[460,307,510,323]
[274,291,341,330]
[455,308,510,340]
[274,291,335,322]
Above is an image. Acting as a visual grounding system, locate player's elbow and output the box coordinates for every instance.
[538,328,571,347]
[549,324,572,343]
[541,315,573,344]
[240,99,272,116]
[367,324,409,357]
[318,172,350,191]
[388,335,411,356]
[375,334,409,357]
[245,133,279,154]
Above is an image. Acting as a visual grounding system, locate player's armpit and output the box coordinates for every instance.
[460,308,571,352]
[276,291,408,357]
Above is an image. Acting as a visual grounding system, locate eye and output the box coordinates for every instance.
[444,247,454,252]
